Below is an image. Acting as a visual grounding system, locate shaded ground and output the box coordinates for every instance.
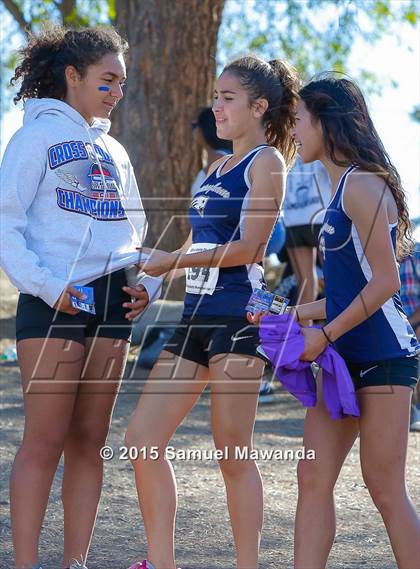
[1,271,419,568]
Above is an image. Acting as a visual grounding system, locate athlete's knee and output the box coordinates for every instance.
[124,421,144,452]
[218,454,256,479]
[297,458,336,496]
[66,421,110,458]
[125,420,167,462]
[18,436,64,468]
[365,481,398,517]
[362,466,403,516]
[215,439,256,478]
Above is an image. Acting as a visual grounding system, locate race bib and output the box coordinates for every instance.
[185,243,220,295]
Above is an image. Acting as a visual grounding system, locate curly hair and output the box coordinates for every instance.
[11,24,128,103]
[222,56,300,169]
[299,74,413,259]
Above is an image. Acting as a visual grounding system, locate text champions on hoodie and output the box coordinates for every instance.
[0,99,161,307]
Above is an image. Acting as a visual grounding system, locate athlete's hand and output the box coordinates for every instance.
[54,285,84,315]
[300,327,329,361]
[247,310,268,326]
[122,284,149,320]
[136,250,178,277]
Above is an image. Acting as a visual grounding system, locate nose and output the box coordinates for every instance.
[212,100,223,113]
[112,83,124,100]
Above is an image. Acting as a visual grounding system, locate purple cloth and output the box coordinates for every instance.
[259,314,360,420]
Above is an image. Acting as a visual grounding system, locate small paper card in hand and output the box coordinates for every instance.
[71,286,96,314]
[246,289,289,315]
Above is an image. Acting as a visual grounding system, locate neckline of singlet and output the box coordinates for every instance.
[215,144,269,178]
[326,164,357,209]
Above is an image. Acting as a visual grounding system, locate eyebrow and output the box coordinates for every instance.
[102,71,127,81]
[214,89,237,95]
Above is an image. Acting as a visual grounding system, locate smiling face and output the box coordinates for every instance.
[65,52,126,123]
[293,99,325,163]
[212,71,267,141]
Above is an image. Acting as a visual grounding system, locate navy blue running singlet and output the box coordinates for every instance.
[319,165,420,363]
[183,145,270,317]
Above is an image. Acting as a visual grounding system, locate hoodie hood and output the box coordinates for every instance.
[23,98,111,134]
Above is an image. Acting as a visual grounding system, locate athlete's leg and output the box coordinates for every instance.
[358,385,419,569]
[209,353,265,569]
[294,372,359,569]
[125,352,209,569]
[11,338,84,568]
[287,246,318,324]
[61,336,129,568]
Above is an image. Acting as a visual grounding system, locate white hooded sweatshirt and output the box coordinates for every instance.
[0,99,161,307]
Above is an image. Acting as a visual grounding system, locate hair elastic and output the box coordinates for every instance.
[321,327,331,343]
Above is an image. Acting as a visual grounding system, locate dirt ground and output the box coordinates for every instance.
[1,271,419,569]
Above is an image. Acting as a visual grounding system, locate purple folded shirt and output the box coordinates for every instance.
[259,314,360,420]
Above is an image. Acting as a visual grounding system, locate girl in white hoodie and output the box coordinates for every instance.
[0,25,159,569]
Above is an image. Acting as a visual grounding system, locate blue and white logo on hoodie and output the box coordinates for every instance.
[55,160,127,221]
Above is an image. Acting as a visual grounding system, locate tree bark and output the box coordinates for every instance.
[58,0,77,23]
[113,0,224,255]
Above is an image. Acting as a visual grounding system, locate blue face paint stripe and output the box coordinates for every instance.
[98,85,111,92]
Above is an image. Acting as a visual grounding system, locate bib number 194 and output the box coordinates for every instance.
[185,243,220,295]
[187,267,211,282]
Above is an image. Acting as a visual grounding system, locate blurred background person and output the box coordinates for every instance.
[399,241,420,431]
[283,156,331,324]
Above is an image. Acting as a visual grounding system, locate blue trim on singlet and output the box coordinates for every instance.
[183,145,269,317]
[319,165,420,363]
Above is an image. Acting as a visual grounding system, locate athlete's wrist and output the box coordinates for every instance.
[322,322,340,343]
[287,306,300,322]
[176,252,188,269]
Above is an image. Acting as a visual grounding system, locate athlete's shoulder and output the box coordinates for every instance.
[250,146,286,182]
[1,121,50,164]
[247,146,286,197]
[344,168,393,222]
[253,145,286,171]
[346,169,389,203]
[12,119,51,141]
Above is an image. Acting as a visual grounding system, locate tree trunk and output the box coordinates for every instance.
[113,0,224,256]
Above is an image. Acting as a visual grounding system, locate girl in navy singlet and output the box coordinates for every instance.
[288,76,419,568]
[125,56,299,569]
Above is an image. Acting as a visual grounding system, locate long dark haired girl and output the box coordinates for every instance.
[287,74,419,568]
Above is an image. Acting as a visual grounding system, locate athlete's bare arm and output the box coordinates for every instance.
[294,297,326,321]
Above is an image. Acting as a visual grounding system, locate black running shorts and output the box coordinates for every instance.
[162,315,264,368]
[16,269,132,345]
[285,224,322,249]
[346,355,419,391]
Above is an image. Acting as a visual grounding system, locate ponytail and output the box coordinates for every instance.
[266,59,299,168]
